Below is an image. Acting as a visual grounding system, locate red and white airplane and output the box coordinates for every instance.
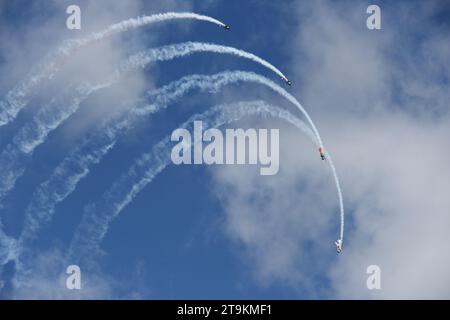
[319,147,326,160]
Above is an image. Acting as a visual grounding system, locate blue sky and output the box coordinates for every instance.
[0,0,449,299]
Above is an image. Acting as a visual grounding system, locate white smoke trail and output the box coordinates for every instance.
[0,221,12,265]
[0,12,228,127]
[65,100,317,264]
[326,155,344,241]
[15,71,316,254]
[0,42,291,203]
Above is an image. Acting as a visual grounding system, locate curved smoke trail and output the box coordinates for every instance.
[0,12,228,127]
[65,100,317,265]
[0,220,14,266]
[6,73,344,274]
[0,42,290,203]
[15,71,316,254]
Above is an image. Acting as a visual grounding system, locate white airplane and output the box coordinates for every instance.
[334,239,343,253]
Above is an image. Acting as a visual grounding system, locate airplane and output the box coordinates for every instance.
[223,25,230,30]
[319,147,326,160]
[334,239,343,253]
